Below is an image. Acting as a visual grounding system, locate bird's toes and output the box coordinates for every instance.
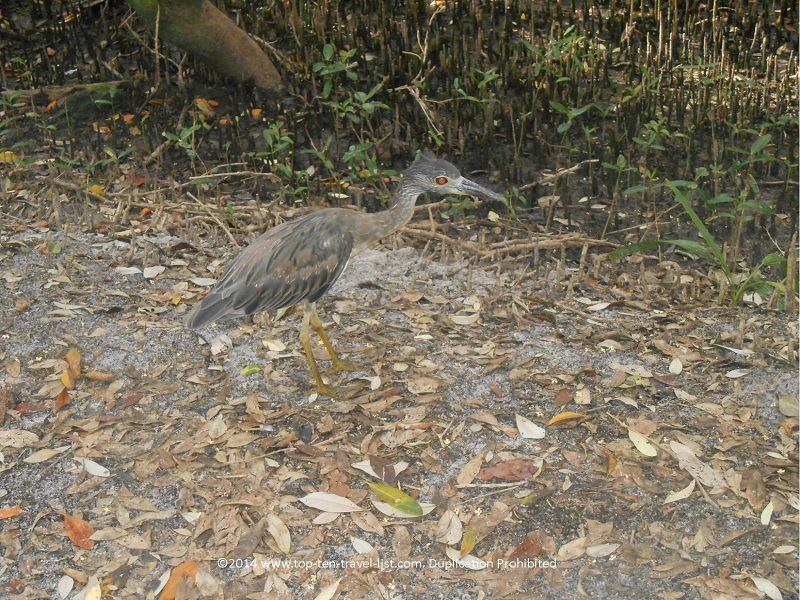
[323,358,366,375]
[310,381,362,400]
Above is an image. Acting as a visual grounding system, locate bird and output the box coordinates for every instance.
[185,154,504,396]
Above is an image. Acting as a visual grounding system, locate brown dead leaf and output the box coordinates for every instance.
[460,526,477,557]
[0,505,22,519]
[3,359,21,378]
[558,535,588,560]
[600,447,618,475]
[742,469,767,510]
[471,412,501,427]
[456,453,484,485]
[15,402,48,414]
[61,369,77,390]
[61,567,88,584]
[601,369,628,388]
[476,459,541,482]
[406,376,441,395]
[0,389,10,423]
[158,560,199,600]
[547,411,590,428]
[63,513,95,549]
[508,536,543,561]
[55,387,72,410]
[84,370,116,382]
[14,297,29,312]
[235,518,266,557]
[65,348,82,377]
[392,525,412,557]
[554,388,575,407]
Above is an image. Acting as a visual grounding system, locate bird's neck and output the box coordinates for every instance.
[353,180,423,250]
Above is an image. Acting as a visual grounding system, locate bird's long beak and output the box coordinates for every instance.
[455,176,505,201]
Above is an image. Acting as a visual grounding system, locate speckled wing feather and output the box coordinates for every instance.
[185,209,354,328]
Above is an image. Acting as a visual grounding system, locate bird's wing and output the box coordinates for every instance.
[185,210,354,327]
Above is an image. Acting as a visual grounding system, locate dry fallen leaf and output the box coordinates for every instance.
[628,429,658,457]
[351,536,374,554]
[449,312,480,326]
[0,429,39,448]
[476,458,542,482]
[460,526,477,558]
[65,348,81,377]
[81,577,102,600]
[0,505,22,519]
[586,543,620,558]
[750,575,784,600]
[143,265,166,279]
[83,458,111,478]
[313,577,342,600]
[60,369,77,390]
[158,561,199,600]
[266,514,291,554]
[23,445,70,464]
[63,513,95,549]
[299,492,362,513]
[760,501,774,526]
[444,546,488,570]
[516,414,546,439]
[456,453,484,485]
[669,441,727,489]
[664,479,695,504]
[557,535,588,560]
[600,447,618,475]
[509,536,543,561]
[55,387,72,410]
[435,510,463,545]
[547,411,590,428]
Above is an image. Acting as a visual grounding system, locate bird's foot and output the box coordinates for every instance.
[323,358,366,375]
[309,381,362,400]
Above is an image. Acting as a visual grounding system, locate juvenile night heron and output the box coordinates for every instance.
[185,155,504,396]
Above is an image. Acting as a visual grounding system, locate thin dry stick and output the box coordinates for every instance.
[186,192,241,249]
[786,230,798,315]
[518,159,600,191]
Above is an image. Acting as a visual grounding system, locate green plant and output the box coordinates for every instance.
[313,44,358,99]
[322,82,389,126]
[88,146,134,176]
[252,120,294,178]
[163,119,210,162]
[611,174,789,307]
[225,202,239,228]
[311,43,389,152]
[549,100,592,134]
[341,142,380,183]
[600,153,637,236]
[300,135,336,179]
[497,187,527,222]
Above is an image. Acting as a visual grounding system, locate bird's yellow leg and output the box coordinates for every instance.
[308,306,363,374]
[300,305,358,398]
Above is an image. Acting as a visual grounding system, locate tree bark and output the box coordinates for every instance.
[128,0,282,93]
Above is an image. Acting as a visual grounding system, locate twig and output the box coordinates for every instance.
[185,192,242,249]
[518,159,600,191]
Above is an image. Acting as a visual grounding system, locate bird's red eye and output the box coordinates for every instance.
[435,176,448,185]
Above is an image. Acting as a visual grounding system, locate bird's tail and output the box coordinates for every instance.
[184,292,231,329]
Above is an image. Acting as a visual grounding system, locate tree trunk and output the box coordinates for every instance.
[128,0,282,93]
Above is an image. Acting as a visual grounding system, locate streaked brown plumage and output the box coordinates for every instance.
[185,155,504,396]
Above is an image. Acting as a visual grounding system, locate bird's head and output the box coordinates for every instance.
[403,155,504,201]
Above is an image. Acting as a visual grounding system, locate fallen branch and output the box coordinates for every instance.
[399,226,615,259]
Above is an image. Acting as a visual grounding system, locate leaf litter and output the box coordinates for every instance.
[0,217,797,599]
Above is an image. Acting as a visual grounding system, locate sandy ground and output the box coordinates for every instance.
[0,222,798,599]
